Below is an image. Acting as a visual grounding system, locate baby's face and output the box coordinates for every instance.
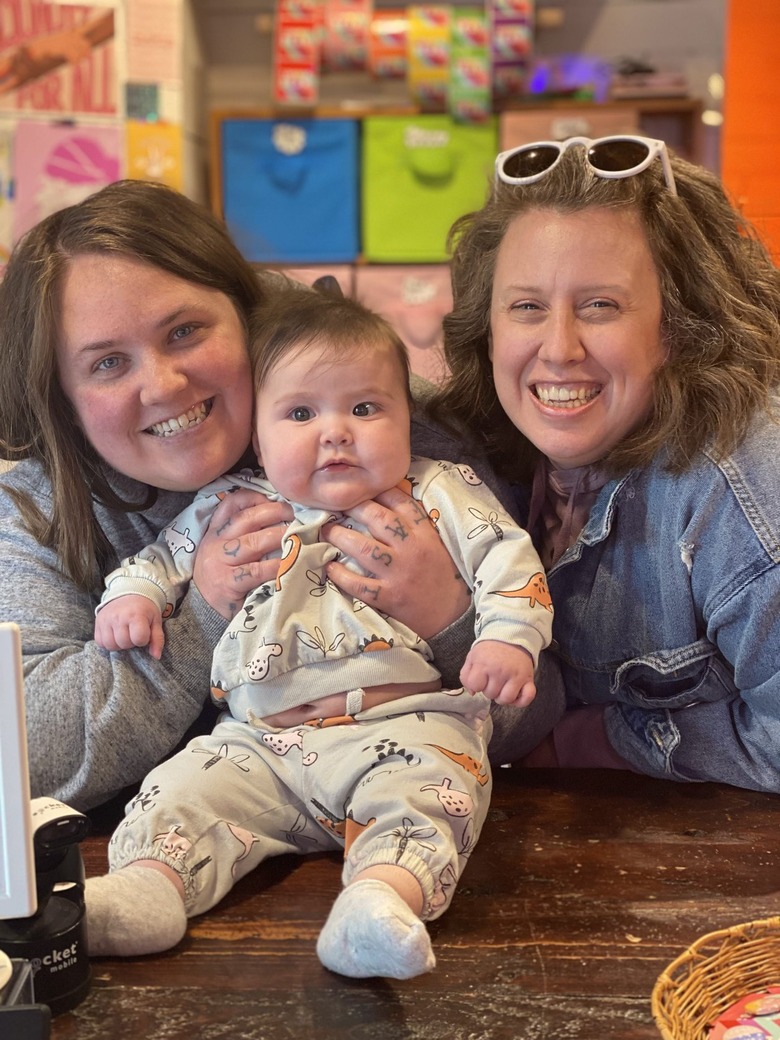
[253,339,412,512]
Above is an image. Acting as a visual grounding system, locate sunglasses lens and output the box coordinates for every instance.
[501,144,561,181]
[588,139,651,173]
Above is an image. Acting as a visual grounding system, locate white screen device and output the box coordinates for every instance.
[0,623,37,920]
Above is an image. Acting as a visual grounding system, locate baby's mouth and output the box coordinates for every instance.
[146,399,213,437]
[321,455,353,468]
[533,384,601,408]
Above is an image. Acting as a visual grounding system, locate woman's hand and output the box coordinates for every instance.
[322,486,470,640]
[192,489,293,619]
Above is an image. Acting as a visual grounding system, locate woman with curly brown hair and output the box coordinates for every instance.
[429,136,780,792]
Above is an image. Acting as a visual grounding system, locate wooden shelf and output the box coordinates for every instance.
[499,97,704,163]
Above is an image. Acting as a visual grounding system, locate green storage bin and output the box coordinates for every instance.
[361,114,498,262]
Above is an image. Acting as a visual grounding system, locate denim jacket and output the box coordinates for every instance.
[539,406,780,793]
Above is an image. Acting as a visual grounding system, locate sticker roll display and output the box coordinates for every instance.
[321,0,372,72]
[449,7,491,123]
[369,9,408,79]
[407,5,451,113]
[489,0,533,103]
[273,0,321,106]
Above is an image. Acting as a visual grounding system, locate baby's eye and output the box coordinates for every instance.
[290,406,312,421]
[353,402,378,417]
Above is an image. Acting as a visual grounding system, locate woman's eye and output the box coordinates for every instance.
[95,356,121,372]
[353,402,377,417]
[291,406,312,421]
[581,300,619,321]
[171,323,197,341]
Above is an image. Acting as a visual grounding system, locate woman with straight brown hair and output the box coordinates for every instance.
[1,179,516,811]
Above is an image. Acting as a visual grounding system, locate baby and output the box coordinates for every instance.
[89,283,553,979]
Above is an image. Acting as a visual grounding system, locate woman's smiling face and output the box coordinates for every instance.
[489,205,666,470]
[56,253,253,491]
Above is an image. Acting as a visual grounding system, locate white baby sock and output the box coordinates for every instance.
[316,878,436,979]
[85,864,187,957]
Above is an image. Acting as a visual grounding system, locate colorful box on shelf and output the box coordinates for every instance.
[354,264,452,385]
[220,116,360,264]
[361,113,497,262]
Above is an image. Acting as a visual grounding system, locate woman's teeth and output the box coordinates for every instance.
[535,385,600,408]
[147,401,210,437]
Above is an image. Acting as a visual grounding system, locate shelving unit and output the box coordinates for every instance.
[499,97,704,163]
[209,97,703,226]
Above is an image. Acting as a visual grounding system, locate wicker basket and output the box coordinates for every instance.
[652,916,780,1040]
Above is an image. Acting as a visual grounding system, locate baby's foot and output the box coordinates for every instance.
[85,865,186,956]
[316,878,435,979]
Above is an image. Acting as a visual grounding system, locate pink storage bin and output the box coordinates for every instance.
[354,265,452,386]
[281,265,355,296]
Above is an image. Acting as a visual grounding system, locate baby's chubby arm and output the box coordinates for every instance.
[94,594,165,660]
[460,640,536,707]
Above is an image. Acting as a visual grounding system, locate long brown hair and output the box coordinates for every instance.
[431,147,780,483]
[0,179,268,591]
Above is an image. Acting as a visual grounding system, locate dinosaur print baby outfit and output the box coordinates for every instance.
[98,456,552,920]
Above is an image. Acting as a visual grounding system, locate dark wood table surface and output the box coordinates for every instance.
[49,768,778,1040]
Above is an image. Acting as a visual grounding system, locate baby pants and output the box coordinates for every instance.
[107,689,493,920]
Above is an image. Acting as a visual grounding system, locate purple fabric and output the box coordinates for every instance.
[528,458,609,569]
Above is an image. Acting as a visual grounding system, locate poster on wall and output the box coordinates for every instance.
[125,0,181,85]
[126,118,182,190]
[12,119,121,240]
[0,1,119,116]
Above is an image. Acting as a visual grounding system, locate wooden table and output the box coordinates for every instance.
[50,768,778,1040]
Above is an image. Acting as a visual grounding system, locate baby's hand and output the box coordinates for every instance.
[460,640,536,707]
[94,595,165,659]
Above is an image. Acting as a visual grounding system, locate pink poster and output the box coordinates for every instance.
[0,1,117,116]
[12,119,121,240]
[125,0,180,85]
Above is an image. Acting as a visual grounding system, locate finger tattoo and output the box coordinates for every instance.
[384,517,408,540]
[223,539,241,557]
[370,546,392,567]
[411,501,429,525]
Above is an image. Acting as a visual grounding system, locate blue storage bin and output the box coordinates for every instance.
[221,117,360,263]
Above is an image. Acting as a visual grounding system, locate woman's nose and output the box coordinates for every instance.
[138,352,189,404]
[537,312,587,365]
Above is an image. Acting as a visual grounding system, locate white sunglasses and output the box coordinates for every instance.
[495,135,678,196]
